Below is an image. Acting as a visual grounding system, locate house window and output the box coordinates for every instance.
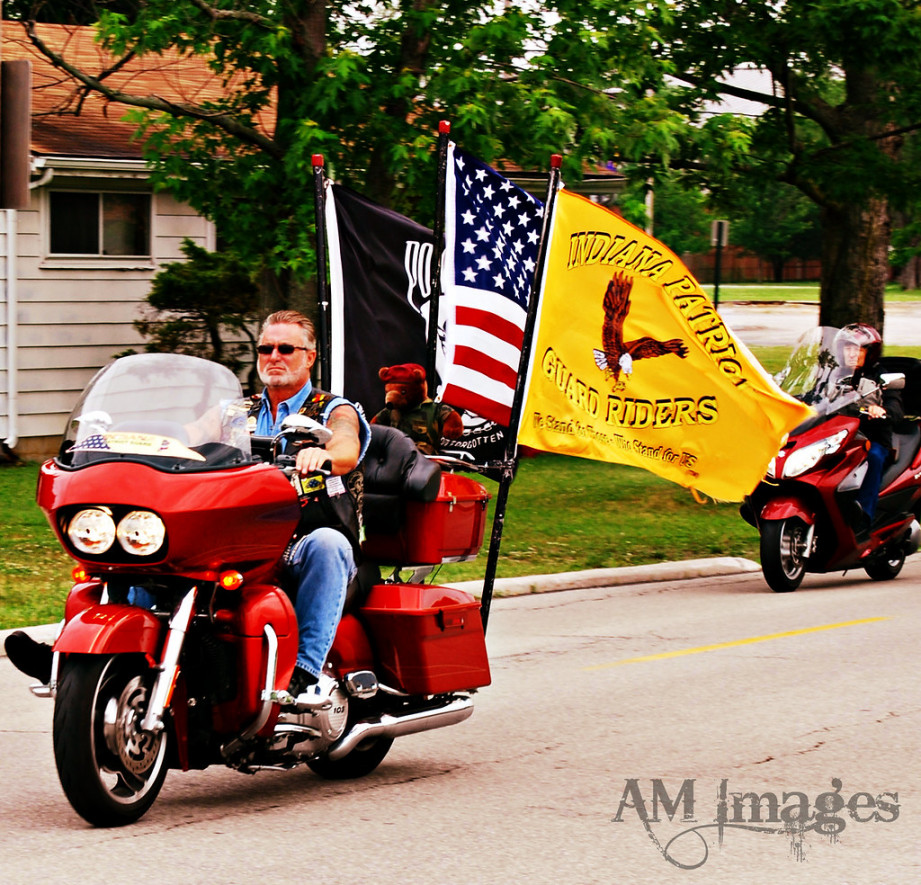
[50,191,151,256]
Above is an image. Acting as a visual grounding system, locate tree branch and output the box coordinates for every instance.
[187,0,275,28]
[25,21,282,159]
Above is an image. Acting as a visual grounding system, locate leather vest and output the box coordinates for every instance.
[248,389,364,554]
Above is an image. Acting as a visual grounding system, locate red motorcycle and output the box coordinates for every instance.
[741,327,921,592]
[29,353,491,826]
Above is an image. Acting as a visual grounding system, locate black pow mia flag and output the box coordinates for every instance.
[326,184,435,416]
[325,183,508,466]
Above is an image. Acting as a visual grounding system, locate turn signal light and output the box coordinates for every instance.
[218,570,244,591]
[72,566,90,583]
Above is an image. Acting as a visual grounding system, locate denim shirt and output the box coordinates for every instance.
[255,381,315,437]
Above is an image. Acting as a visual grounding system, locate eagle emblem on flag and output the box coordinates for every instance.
[592,271,689,389]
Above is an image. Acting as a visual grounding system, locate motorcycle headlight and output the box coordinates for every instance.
[781,429,849,478]
[116,510,166,557]
[68,508,117,554]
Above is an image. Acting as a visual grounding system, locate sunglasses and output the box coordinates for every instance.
[257,343,310,356]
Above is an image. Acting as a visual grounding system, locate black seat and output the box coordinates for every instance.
[361,424,442,535]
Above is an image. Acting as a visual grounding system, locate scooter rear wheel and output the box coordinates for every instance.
[864,549,906,581]
[761,518,808,593]
[53,653,168,827]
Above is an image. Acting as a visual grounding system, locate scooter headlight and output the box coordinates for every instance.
[116,510,166,557]
[781,429,849,478]
[68,508,117,554]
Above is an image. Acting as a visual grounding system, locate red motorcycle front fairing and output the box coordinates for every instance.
[37,459,300,583]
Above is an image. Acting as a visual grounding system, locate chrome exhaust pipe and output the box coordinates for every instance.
[328,696,474,761]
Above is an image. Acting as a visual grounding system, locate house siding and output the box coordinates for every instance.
[2,180,217,459]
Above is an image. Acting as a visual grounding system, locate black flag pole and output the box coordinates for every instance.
[426,120,451,387]
[312,154,331,390]
[478,153,563,631]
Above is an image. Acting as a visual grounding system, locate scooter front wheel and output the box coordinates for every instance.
[53,654,168,827]
[760,518,809,593]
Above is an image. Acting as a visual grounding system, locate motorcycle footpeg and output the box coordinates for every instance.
[272,688,333,712]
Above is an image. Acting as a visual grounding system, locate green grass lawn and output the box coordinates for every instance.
[3,340,920,630]
[0,454,763,630]
[701,282,921,303]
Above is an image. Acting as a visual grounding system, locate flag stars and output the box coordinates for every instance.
[461,238,476,254]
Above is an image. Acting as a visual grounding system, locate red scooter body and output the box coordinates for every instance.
[742,329,921,592]
[28,353,491,827]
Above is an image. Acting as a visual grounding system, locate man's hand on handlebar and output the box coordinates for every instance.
[865,404,887,419]
[295,446,333,475]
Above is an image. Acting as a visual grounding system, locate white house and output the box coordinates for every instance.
[1,24,219,459]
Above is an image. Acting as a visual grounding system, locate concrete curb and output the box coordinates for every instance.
[444,556,761,598]
[0,556,762,658]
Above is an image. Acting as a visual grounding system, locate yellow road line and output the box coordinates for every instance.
[583,617,891,671]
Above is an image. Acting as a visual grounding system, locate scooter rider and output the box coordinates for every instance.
[6,310,370,707]
[835,323,904,531]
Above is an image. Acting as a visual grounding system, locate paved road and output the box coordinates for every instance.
[3,560,920,883]
[719,300,921,348]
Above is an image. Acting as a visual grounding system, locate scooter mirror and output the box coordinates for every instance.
[880,372,906,390]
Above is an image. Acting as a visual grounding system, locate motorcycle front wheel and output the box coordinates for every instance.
[53,654,169,827]
[760,518,809,593]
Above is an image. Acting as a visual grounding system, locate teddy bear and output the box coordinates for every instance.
[371,363,464,455]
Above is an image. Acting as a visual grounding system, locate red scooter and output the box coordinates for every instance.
[741,327,921,592]
[29,353,491,826]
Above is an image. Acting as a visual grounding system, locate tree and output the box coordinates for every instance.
[10,2,921,331]
[619,173,712,257]
[615,1,921,332]
[717,179,822,283]
[132,239,261,391]
[10,1,632,308]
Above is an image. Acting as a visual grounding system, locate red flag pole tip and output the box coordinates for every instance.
[438,120,451,134]
[550,154,563,168]
[311,154,325,166]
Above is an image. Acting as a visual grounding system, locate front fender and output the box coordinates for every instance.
[759,495,816,526]
[54,604,164,658]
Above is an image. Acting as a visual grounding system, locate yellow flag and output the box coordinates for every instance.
[518,190,813,501]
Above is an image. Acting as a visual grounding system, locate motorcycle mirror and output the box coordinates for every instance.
[279,413,333,445]
[880,372,906,390]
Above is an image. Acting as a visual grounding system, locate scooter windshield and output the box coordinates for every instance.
[58,353,253,470]
[772,326,865,418]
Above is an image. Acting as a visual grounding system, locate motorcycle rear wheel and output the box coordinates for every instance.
[761,518,809,593]
[864,549,906,581]
[306,736,394,780]
[53,654,168,827]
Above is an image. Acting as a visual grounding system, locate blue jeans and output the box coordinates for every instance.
[857,441,888,522]
[283,527,355,678]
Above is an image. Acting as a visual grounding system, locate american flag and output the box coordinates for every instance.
[70,433,111,452]
[438,144,545,427]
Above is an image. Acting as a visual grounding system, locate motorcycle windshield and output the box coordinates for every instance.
[58,353,253,470]
[772,326,865,420]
